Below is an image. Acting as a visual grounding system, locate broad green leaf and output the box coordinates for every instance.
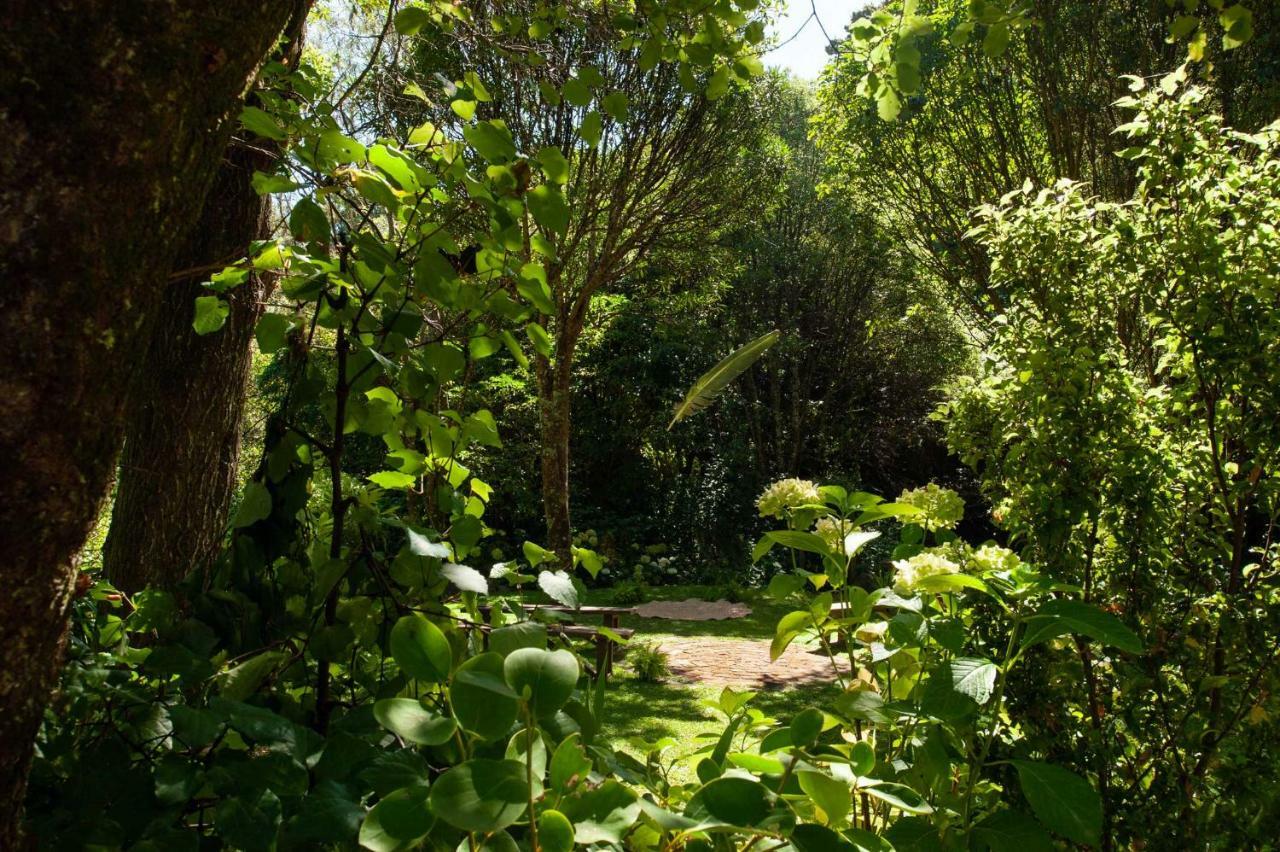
[219,651,282,701]
[972,809,1056,852]
[669,330,779,426]
[193,295,229,335]
[692,776,772,826]
[1023,599,1142,653]
[450,653,519,740]
[537,146,571,184]
[255,313,291,354]
[503,647,579,717]
[767,530,830,556]
[392,7,431,35]
[464,120,516,164]
[373,698,457,746]
[550,732,592,792]
[389,614,452,683]
[950,657,999,704]
[490,621,547,656]
[406,528,450,559]
[1011,760,1101,846]
[360,785,434,851]
[232,482,272,528]
[798,770,851,826]
[240,106,286,141]
[528,184,570,235]
[790,707,825,748]
[538,810,575,852]
[537,569,579,608]
[427,759,528,832]
[289,197,329,243]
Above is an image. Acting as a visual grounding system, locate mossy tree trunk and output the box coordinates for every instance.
[103,6,309,594]
[0,3,301,843]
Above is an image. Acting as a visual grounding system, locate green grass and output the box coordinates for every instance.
[521,584,840,783]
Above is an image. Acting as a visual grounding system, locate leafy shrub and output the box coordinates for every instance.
[626,640,671,682]
[609,579,648,606]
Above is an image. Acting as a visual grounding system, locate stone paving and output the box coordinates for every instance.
[658,635,848,689]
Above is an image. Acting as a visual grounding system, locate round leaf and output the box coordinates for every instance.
[504,648,580,718]
[373,698,458,746]
[537,809,575,852]
[390,614,452,683]
[428,759,529,832]
[451,652,519,739]
[359,786,434,852]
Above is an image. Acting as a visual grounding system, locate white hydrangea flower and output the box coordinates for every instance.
[758,478,822,518]
[892,552,961,593]
[897,484,965,531]
[813,516,853,553]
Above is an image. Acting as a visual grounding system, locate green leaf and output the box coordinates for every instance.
[240,106,286,141]
[859,780,933,814]
[503,647,579,717]
[563,77,592,106]
[767,530,830,556]
[983,22,1011,57]
[1220,4,1253,49]
[538,810,575,852]
[255,313,290,354]
[876,88,901,121]
[219,650,282,701]
[360,785,434,852]
[392,7,431,35]
[232,482,272,528]
[601,92,629,122]
[451,653,519,739]
[193,295,229,335]
[464,120,517,164]
[523,541,553,568]
[670,330,780,427]
[692,776,772,826]
[1011,760,1101,846]
[771,610,811,661]
[538,569,579,608]
[427,759,528,832]
[537,147,571,184]
[949,657,998,704]
[369,470,416,490]
[550,732,592,792]
[798,770,850,825]
[790,707,825,748]
[289,197,329,243]
[973,810,1056,852]
[373,698,457,746]
[389,614,452,683]
[251,171,298,194]
[1023,599,1142,653]
[491,622,548,656]
[527,184,570,235]
[579,111,603,147]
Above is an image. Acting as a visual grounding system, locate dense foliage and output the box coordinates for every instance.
[4,0,1279,849]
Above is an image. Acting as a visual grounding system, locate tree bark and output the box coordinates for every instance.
[537,355,574,565]
[103,5,309,594]
[0,3,301,844]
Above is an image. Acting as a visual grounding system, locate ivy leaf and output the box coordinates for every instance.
[193,295,229,335]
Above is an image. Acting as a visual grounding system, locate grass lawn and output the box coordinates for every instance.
[522,584,843,782]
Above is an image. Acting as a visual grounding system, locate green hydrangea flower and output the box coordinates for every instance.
[898,483,965,531]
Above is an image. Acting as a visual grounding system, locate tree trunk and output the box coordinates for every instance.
[103,7,309,594]
[0,3,301,844]
[537,356,574,565]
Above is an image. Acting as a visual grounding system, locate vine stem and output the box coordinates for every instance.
[525,706,540,852]
[961,616,1024,829]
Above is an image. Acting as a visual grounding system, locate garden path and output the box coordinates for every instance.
[658,635,848,689]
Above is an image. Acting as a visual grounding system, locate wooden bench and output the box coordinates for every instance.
[477,603,636,677]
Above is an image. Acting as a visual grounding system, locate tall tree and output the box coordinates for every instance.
[403,0,760,560]
[0,3,302,841]
[103,5,310,594]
